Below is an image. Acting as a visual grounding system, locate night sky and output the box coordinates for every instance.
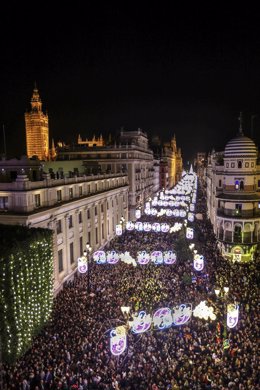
[1,3,260,162]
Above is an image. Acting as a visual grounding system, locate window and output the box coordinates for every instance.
[238,161,242,168]
[235,180,239,190]
[258,180,260,188]
[79,236,83,256]
[240,181,244,190]
[70,242,74,264]
[102,223,104,239]
[95,206,98,216]
[231,163,235,168]
[245,162,249,168]
[69,188,73,199]
[34,194,41,208]
[101,204,104,213]
[57,190,62,202]
[58,249,63,273]
[226,163,229,168]
[251,162,254,168]
[68,215,73,228]
[79,186,83,196]
[87,209,90,219]
[56,220,62,234]
[107,220,110,235]
[107,201,109,209]
[78,211,82,224]
[95,184,98,192]
[96,227,98,244]
[235,204,242,215]
[88,231,91,244]
[0,196,8,210]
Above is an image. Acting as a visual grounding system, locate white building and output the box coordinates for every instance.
[0,157,129,292]
[57,129,154,219]
[207,127,260,262]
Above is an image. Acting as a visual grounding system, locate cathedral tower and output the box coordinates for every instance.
[25,85,49,160]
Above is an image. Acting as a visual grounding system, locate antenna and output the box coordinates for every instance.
[2,124,7,157]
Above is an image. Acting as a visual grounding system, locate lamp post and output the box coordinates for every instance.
[214,286,229,338]
[120,216,126,231]
[84,242,92,295]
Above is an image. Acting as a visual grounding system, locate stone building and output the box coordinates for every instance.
[0,157,128,292]
[207,124,260,261]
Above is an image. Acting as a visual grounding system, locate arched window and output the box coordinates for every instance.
[235,180,239,190]
[238,161,242,168]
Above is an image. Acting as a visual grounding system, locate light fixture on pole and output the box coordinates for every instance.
[224,286,229,294]
[214,288,220,297]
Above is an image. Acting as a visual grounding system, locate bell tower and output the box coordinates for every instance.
[25,84,49,160]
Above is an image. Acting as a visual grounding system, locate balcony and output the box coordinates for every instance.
[217,208,260,219]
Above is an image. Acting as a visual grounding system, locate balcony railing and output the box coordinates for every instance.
[217,208,260,218]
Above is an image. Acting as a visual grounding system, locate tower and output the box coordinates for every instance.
[25,85,49,160]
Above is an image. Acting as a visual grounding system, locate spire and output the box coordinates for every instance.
[238,112,244,136]
[31,83,42,112]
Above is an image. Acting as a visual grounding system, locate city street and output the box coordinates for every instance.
[3,175,260,390]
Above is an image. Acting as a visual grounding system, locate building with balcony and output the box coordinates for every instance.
[0,157,129,292]
[207,125,260,261]
[57,129,155,219]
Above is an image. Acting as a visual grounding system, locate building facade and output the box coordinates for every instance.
[57,129,155,220]
[25,86,49,161]
[207,128,260,262]
[0,158,129,292]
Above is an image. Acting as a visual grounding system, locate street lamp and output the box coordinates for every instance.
[214,288,220,297]
[120,216,126,231]
[84,242,92,294]
[224,286,229,294]
[214,286,230,338]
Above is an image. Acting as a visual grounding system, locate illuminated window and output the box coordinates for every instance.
[235,204,242,214]
[235,180,239,190]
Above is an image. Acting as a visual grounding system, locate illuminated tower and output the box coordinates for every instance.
[25,85,49,160]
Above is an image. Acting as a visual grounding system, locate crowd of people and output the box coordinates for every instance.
[2,179,260,389]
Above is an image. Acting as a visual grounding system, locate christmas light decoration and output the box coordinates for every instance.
[0,225,54,363]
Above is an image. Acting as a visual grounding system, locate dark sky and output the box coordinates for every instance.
[1,3,260,162]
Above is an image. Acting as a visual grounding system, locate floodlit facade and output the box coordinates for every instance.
[25,86,49,161]
[0,157,129,292]
[207,127,260,261]
[57,129,155,219]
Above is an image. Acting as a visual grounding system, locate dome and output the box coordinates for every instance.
[224,135,257,158]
